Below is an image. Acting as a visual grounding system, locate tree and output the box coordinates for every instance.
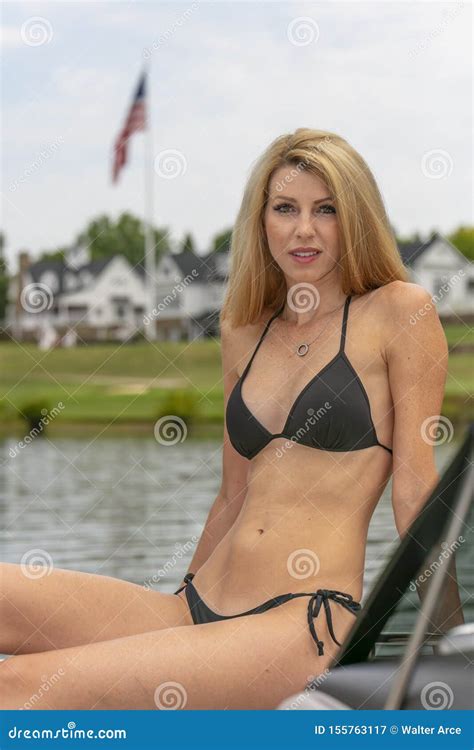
[210,228,233,254]
[0,232,8,323]
[448,226,474,261]
[39,212,171,267]
[179,232,196,254]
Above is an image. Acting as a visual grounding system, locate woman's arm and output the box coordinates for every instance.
[384,281,464,631]
[176,318,250,587]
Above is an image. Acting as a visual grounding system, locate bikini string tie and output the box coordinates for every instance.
[307,589,361,656]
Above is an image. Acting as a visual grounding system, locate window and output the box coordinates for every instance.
[40,271,59,293]
[433,276,450,297]
[111,297,129,319]
[67,305,88,322]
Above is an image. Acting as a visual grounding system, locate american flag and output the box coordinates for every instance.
[112,71,147,183]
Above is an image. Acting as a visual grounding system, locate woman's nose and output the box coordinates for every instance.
[296,214,317,237]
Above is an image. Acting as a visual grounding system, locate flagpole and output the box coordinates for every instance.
[143,61,156,342]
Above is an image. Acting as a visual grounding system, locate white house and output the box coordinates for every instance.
[5,243,229,343]
[4,233,472,344]
[399,232,473,318]
[153,248,229,340]
[6,244,147,343]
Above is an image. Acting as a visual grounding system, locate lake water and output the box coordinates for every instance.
[1,435,472,635]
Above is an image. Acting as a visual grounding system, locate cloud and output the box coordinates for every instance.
[2,1,472,266]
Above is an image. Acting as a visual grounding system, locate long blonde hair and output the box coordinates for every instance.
[220,128,409,328]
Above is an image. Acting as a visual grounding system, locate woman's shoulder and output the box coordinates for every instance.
[220,305,275,338]
[220,307,273,374]
[363,280,433,321]
[380,279,437,320]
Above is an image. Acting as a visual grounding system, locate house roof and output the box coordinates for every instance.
[167,249,228,282]
[26,256,116,297]
[397,232,440,266]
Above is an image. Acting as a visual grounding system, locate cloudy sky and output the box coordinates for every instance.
[2,0,472,270]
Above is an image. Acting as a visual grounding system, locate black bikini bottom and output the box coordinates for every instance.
[174,572,361,656]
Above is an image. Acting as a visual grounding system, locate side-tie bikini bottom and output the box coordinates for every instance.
[174,572,361,656]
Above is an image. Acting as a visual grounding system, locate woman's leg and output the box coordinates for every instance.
[1,596,352,710]
[0,562,192,655]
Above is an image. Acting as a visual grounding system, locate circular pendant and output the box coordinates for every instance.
[297,343,309,357]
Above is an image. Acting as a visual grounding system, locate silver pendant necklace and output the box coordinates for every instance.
[281,299,347,357]
[295,316,333,357]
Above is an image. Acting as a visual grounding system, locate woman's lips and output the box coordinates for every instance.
[289,250,322,264]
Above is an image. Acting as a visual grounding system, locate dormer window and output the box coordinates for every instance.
[40,271,59,294]
[64,273,78,290]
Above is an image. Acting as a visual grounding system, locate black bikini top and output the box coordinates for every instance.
[225,295,393,460]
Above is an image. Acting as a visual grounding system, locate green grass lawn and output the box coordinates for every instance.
[0,339,225,429]
[444,322,474,348]
[0,322,472,433]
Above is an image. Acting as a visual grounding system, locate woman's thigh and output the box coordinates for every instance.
[2,596,350,709]
[0,562,192,654]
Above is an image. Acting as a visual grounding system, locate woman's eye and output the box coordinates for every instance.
[273,203,336,214]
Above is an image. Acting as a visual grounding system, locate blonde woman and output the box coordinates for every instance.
[1,129,454,709]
